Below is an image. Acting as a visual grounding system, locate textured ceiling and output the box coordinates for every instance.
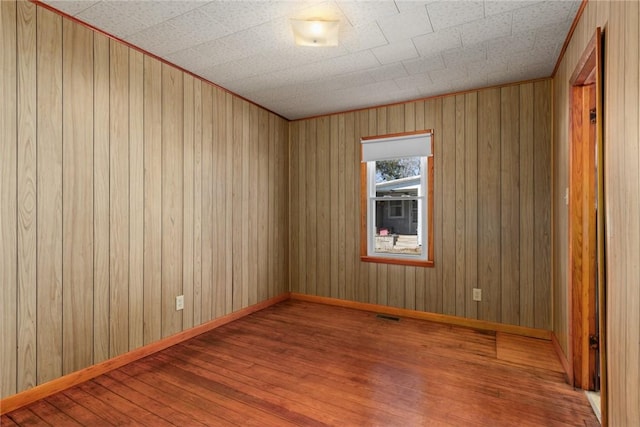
[42,0,581,120]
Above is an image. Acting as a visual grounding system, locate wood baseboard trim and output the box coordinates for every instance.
[0,293,290,415]
[290,293,552,340]
[552,331,573,385]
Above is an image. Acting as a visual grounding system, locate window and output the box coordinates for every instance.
[360,130,434,267]
[388,200,404,218]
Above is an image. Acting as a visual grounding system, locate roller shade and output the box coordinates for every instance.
[361,131,432,162]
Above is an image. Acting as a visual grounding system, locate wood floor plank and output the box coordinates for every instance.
[45,393,114,427]
[25,401,82,427]
[5,300,598,427]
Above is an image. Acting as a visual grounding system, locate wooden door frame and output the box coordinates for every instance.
[568,27,607,424]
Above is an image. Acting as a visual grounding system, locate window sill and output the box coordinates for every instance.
[361,255,434,268]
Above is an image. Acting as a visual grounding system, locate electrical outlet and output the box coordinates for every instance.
[176,295,184,311]
[472,288,482,302]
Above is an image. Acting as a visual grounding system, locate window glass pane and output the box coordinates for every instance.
[371,156,422,256]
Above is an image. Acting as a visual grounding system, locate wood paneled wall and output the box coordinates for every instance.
[553,1,640,424]
[0,0,289,399]
[289,81,552,328]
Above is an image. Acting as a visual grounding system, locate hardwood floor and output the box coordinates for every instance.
[2,300,598,426]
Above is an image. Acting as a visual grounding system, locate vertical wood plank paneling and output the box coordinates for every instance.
[330,115,339,298]
[201,83,213,321]
[36,6,63,384]
[375,108,387,306]
[337,115,347,300]
[92,33,109,363]
[289,122,300,292]
[129,49,144,350]
[241,102,250,308]
[109,40,129,358]
[464,93,478,320]
[224,93,233,313]
[161,64,183,337]
[296,121,306,294]
[278,117,289,295]
[606,5,625,422]
[128,49,144,350]
[62,19,94,374]
[269,114,278,298]
[3,1,294,398]
[182,74,194,329]
[477,88,501,323]
[193,80,202,325]
[358,110,371,304]
[210,88,221,317]
[454,95,466,317]
[316,116,331,297]
[143,55,162,345]
[430,98,443,314]
[414,101,426,312]
[1,0,18,398]
[248,105,259,306]
[500,85,520,326]
[17,0,37,392]
[344,112,355,302]
[441,96,456,315]
[215,89,229,314]
[306,119,318,296]
[623,1,640,421]
[403,104,416,310]
[519,83,535,328]
[232,97,243,311]
[533,80,551,330]
[258,108,269,301]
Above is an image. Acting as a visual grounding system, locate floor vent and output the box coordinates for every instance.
[376,314,400,321]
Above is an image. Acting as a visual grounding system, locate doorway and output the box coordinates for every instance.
[568,27,606,425]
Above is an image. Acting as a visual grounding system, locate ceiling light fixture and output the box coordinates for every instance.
[291,19,339,47]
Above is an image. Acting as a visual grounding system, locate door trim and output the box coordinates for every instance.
[568,27,607,425]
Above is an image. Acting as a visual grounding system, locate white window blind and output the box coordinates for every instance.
[361,131,432,162]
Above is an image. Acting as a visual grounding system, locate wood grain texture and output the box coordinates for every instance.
[92,32,110,364]
[441,96,456,315]
[182,74,194,329]
[553,2,640,424]
[477,88,501,323]
[316,116,331,298]
[258,108,269,302]
[247,105,259,307]
[454,95,466,317]
[2,0,291,401]
[232,97,243,311]
[291,82,552,336]
[129,49,144,350]
[1,0,18,400]
[464,93,478,320]
[500,85,520,326]
[519,83,535,328]
[109,40,130,358]
[201,82,213,321]
[241,101,250,309]
[161,63,184,337]
[62,18,94,375]
[533,80,551,330]
[215,89,229,314]
[143,55,162,345]
[193,79,203,326]
[4,300,598,427]
[17,0,37,393]
[36,6,63,385]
